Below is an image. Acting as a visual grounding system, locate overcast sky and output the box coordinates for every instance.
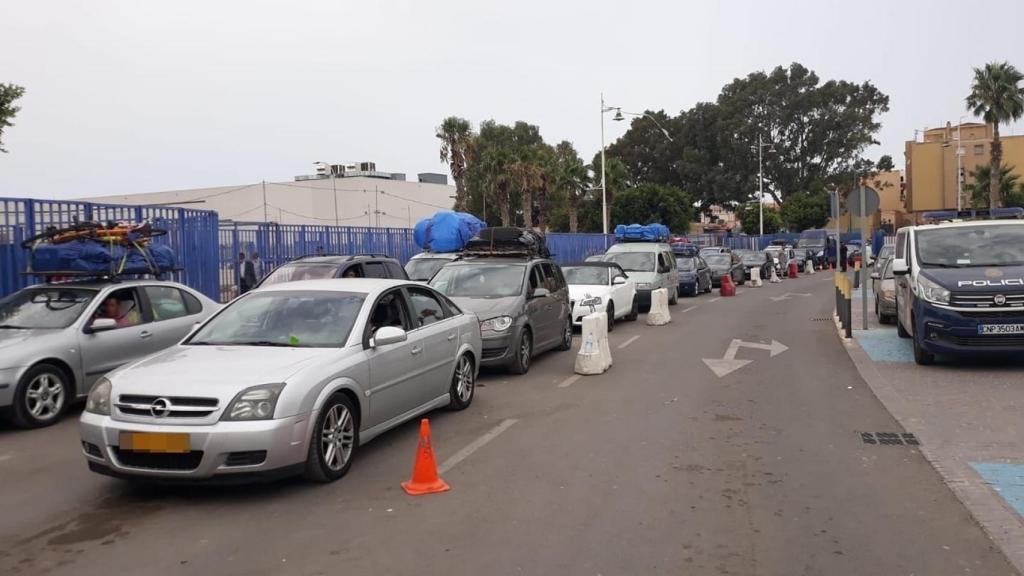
[2,0,1023,199]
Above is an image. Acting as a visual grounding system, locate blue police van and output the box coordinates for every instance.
[892,208,1024,365]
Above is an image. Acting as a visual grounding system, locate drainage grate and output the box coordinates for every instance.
[811,317,833,322]
[861,432,920,446]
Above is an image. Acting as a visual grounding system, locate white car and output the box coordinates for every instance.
[562,262,638,332]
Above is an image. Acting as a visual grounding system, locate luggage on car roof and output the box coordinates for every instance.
[464,227,550,258]
[614,223,670,242]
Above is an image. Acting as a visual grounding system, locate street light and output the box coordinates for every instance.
[612,109,675,142]
[314,161,340,226]
[753,136,774,236]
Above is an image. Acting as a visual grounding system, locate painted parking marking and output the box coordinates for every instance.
[557,374,582,388]
[618,335,640,350]
[708,297,721,303]
[970,462,1024,517]
[0,453,13,463]
[682,306,697,313]
[438,419,518,474]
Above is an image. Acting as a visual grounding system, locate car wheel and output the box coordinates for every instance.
[510,329,533,374]
[447,354,475,411]
[912,318,935,366]
[303,394,359,483]
[668,287,678,306]
[626,297,639,321]
[556,317,573,351]
[11,363,69,429]
[606,303,615,332]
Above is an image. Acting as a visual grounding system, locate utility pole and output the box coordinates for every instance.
[758,134,764,236]
[600,93,608,236]
[332,171,339,226]
[262,180,268,222]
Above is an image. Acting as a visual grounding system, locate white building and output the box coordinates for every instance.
[84,165,455,228]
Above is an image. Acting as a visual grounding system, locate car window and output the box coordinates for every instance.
[563,266,611,285]
[431,264,526,298]
[91,288,147,329]
[261,262,340,286]
[385,261,406,279]
[405,257,451,281]
[144,286,190,321]
[605,252,655,272]
[0,287,96,329]
[895,231,906,260]
[340,264,364,278]
[529,265,543,292]
[182,290,203,315]
[406,287,447,328]
[368,290,411,337]
[364,262,387,278]
[540,263,562,291]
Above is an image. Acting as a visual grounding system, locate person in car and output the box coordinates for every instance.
[94,296,140,328]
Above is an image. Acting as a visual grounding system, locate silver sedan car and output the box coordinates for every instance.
[0,280,219,428]
[80,278,481,483]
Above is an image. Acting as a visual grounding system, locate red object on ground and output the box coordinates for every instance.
[720,274,736,297]
[788,261,799,278]
[401,419,450,496]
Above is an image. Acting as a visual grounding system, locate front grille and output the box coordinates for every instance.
[944,335,1024,347]
[115,395,219,418]
[224,451,267,467]
[956,310,1024,319]
[481,347,507,360]
[950,291,1024,309]
[112,448,204,471]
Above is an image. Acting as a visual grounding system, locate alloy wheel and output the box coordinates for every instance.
[26,373,65,420]
[321,404,355,471]
[456,355,474,403]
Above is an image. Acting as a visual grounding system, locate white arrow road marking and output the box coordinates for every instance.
[702,338,789,377]
[770,292,812,302]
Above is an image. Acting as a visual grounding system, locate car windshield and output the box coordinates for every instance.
[405,258,451,281]
[675,257,697,271]
[916,224,1024,267]
[563,266,609,285]
[430,264,525,298]
[796,237,825,249]
[260,263,339,286]
[881,259,895,279]
[742,253,766,264]
[604,252,655,272]
[0,287,97,329]
[188,290,364,348]
[704,254,731,266]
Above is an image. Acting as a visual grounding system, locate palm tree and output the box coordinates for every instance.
[552,141,589,232]
[509,158,544,229]
[436,117,475,211]
[966,62,1024,209]
[966,163,1021,208]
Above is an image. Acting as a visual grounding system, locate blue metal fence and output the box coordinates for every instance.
[0,197,221,300]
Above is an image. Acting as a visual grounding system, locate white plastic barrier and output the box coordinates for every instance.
[646,288,671,326]
[769,265,782,283]
[575,312,611,375]
[750,267,763,287]
[805,259,815,275]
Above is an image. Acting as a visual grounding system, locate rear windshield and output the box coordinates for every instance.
[675,257,697,271]
[604,252,654,272]
[742,254,765,264]
[563,267,609,285]
[260,263,339,286]
[404,258,451,281]
[704,255,731,266]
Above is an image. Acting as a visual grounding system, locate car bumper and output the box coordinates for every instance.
[0,367,24,408]
[678,280,697,293]
[571,303,607,326]
[479,328,521,367]
[635,289,652,308]
[877,296,896,316]
[80,411,311,481]
[914,300,1024,356]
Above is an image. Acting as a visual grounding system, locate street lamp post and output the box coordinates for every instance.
[956,116,966,211]
[754,136,773,236]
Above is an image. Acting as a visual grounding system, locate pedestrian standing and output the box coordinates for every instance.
[840,243,849,272]
[237,252,250,293]
[242,252,257,293]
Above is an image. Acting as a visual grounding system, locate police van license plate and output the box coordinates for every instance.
[978,324,1024,335]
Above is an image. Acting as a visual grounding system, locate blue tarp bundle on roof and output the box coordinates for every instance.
[413,210,486,252]
[614,223,670,242]
[30,240,176,275]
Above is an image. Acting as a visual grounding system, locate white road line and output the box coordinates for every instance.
[708,297,721,303]
[736,289,745,295]
[618,335,641,349]
[438,419,518,474]
[0,454,13,464]
[682,306,697,313]
[557,374,582,388]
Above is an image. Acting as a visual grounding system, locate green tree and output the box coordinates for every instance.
[610,184,693,233]
[876,155,895,172]
[966,163,1021,208]
[550,141,589,232]
[966,61,1024,209]
[587,154,630,232]
[734,202,783,234]
[0,83,26,153]
[436,117,475,211]
[779,191,829,231]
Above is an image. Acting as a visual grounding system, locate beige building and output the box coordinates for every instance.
[825,169,907,232]
[904,122,1024,214]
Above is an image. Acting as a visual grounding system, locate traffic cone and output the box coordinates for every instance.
[401,419,450,495]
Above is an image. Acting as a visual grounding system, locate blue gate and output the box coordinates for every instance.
[0,197,221,300]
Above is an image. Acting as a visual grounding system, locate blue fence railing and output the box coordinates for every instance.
[0,197,220,300]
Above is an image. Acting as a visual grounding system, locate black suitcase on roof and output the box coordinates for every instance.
[465,227,550,258]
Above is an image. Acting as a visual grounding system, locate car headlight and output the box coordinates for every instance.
[579,296,603,308]
[85,377,112,415]
[917,275,950,305]
[222,384,285,421]
[480,315,513,332]
[635,282,652,290]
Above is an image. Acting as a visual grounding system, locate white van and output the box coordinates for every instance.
[602,242,678,309]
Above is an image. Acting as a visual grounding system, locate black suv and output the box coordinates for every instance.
[257,254,409,288]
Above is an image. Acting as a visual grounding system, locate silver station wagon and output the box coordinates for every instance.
[80,278,481,483]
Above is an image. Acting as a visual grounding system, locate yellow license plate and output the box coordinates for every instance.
[119,432,191,453]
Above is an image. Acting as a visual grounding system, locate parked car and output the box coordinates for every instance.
[740,251,772,281]
[430,256,572,374]
[873,244,894,274]
[871,257,896,324]
[699,246,730,258]
[80,278,480,483]
[562,262,638,332]
[0,279,219,428]
[602,241,679,308]
[257,254,408,288]
[404,252,462,282]
[703,253,745,287]
[673,247,712,296]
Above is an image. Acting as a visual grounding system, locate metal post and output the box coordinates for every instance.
[758,134,764,236]
[860,180,868,330]
[956,121,963,211]
[262,180,268,222]
[600,93,608,236]
[332,173,339,226]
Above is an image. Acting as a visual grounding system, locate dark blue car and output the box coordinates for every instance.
[673,246,712,296]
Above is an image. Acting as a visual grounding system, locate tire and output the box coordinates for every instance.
[668,287,678,306]
[912,319,935,366]
[509,329,533,374]
[704,279,713,293]
[447,354,475,411]
[556,317,573,351]
[626,297,639,321]
[11,363,70,429]
[606,303,615,332]
[303,394,359,483]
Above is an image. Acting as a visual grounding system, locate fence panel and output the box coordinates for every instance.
[545,233,615,265]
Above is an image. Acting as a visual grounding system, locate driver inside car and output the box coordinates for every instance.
[94,295,140,328]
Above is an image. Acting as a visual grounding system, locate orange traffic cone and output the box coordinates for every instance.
[401,419,450,495]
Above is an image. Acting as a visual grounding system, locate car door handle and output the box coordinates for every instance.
[411,346,423,355]
[139,331,152,339]
[447,333,456,341]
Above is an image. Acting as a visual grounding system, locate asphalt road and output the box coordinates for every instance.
[0,274,1017,576]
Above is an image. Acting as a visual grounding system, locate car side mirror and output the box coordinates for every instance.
[370,326,407,348]
[530,287,550,299]
[891,259,909,276]
[612,276,627,285]
[85,318,118,333]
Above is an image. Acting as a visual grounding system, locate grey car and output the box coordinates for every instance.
[0,280,219,428]
[429,257,573,374]
[80,278,481,483]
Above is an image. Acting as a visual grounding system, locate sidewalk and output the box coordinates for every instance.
[837,272,1024,573]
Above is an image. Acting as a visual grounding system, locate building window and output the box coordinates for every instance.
[974,144,985,155]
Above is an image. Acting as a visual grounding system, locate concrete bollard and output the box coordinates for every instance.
[769,265,782,283]
[646,288,671,326]
[750,267,763,287]
[574,312,610,375]
[805,259,815,275]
